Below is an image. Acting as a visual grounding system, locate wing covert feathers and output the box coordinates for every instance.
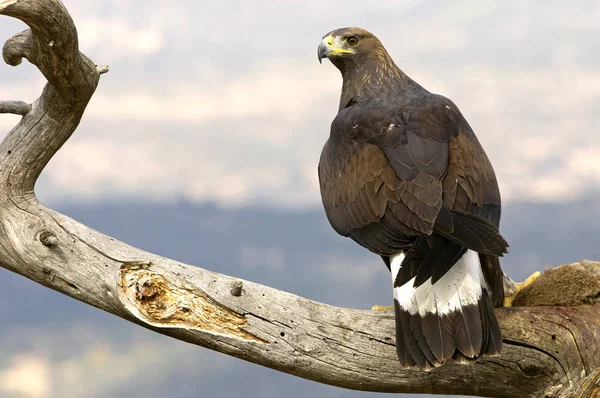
[319,95,503,256]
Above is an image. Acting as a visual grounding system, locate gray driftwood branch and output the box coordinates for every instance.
[1,1,600,397]
[0,100,31,115]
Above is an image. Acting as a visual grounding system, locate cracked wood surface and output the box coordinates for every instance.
[1,1,600,397]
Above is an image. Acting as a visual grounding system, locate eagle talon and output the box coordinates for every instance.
[504,271,542,307]
[371,305,394,311]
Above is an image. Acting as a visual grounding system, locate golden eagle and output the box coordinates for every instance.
[317,27,508,370]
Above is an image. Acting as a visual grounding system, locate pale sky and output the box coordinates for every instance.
[1,0,599,209]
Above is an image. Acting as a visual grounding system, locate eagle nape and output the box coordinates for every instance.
[316,27,509,370]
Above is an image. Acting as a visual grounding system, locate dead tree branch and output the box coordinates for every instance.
[1,1,599,397]
[0,100,31,115]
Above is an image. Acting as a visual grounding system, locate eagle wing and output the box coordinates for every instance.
[318,93,505,259]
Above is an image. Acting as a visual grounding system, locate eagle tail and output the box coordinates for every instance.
[391,250,502,370]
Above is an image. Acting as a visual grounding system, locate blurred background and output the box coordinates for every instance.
[0,0,599,397]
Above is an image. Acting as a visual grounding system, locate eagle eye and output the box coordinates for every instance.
[346,36,359,46]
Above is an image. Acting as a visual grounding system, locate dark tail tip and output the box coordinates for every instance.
[480,288,502,356]
[393,290,502,370]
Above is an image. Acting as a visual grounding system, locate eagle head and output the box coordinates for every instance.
[317,27,399,109]
[317,27,383,66]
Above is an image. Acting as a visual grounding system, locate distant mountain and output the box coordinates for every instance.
[1,199,598,398]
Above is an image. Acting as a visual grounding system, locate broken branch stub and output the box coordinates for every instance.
[0,100,31,115]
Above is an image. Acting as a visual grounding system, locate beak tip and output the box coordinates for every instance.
[317,42,328,64]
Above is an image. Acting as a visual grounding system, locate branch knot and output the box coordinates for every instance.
[230,281,244,296]
[39,231,58,247]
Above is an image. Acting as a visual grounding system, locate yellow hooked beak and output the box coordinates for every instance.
[317,35,353,63]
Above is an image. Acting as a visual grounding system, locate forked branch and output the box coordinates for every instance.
[1,1,599,397]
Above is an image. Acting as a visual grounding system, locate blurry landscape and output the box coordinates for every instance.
[1,0,599,397]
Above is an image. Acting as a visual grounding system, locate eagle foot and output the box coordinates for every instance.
[504,271,542,307]
[371,305,394,311]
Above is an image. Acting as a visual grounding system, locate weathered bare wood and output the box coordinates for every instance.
[0,100,31,115]
[1,1,600,397]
